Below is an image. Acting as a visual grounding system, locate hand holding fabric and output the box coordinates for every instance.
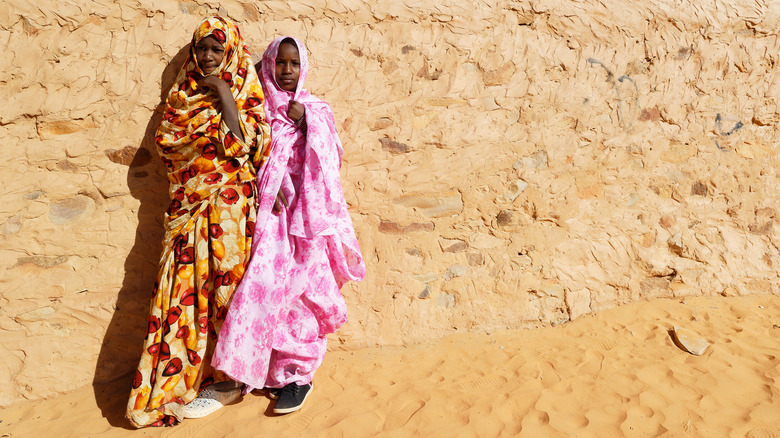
[197,75,245,142]
[287,99,305,121]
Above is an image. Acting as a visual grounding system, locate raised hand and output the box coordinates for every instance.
[197,75,230,98]
[197,76,244,142]
[287,100,305,122]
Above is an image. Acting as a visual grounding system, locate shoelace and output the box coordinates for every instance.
[281,383,303,398]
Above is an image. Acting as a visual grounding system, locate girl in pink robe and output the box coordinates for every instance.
[212,36,365,411]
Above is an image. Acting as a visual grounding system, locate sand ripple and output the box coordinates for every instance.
[1,295,778,437]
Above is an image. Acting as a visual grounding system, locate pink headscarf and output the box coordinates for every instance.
[259,36,310,130]
[254,36,364,283]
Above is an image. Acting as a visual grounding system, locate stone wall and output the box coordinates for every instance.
[2,0,779,406]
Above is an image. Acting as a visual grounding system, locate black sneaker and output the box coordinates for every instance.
[267,387,281,400]
[273,382,313,414]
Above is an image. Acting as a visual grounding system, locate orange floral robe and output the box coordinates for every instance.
[126,16,271,428]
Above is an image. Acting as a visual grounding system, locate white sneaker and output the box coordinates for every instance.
[183,387,241,419]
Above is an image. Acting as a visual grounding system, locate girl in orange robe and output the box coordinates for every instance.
[126,16,270,428]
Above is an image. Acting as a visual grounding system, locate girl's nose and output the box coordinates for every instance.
[283,63,292,73]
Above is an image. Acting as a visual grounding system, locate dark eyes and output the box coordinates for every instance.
[196,45,223,52]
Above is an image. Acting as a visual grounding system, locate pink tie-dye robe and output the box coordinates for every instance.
[212,36,365,390]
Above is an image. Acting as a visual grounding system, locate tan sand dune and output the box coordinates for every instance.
[2,294,778,437]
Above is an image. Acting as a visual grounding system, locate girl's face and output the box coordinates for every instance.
[195,35,225,75]
[275,42,301,91]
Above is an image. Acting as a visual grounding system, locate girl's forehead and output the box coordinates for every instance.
[278,42,299,56]
[198,35,223,46]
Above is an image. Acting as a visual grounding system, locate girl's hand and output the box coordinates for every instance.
[273,189,288,214]
[197,76,230,99]
[197,75,245,142]
[287,100,305,121]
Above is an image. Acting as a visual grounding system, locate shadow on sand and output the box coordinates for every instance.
[91,45,190,429]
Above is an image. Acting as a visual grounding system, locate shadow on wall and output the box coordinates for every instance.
[91,45,191,429]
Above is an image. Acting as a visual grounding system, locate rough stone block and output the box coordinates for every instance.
[436,292,455,309]
[640,277,672,298]
[443,265,467,281]
[469,233,505,250]
[104,146,153,166]
[412,272,438,283]
[371,117,393,131]
[36,118,98,140]
[439,238,467,253]
[378,220,435,234]
[47,195,94,225]
[565,289,591,320]
[393,189,463,218]
[466,252,484,266]
[662,141,697,163]
[496,180,528,204]
[482,62,514,86]
[379,138,411,154]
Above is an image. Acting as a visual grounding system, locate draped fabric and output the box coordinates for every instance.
[126,16,271,428]
[212,36,365,390]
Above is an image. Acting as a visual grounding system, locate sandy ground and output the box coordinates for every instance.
[2,294,779,437]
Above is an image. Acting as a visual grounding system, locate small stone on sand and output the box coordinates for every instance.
[673,326,710,356]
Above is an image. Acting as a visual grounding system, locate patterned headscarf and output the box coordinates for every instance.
[156,16,270,177]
